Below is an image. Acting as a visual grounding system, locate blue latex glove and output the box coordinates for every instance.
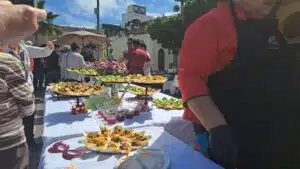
[194,133,209,154]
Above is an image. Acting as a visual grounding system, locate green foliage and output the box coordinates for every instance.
[34,1,61,41]
[146,15,184,49]
[146,0,218,50]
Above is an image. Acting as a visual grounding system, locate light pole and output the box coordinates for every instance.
[94,0,101,59]
[95,0,100,34]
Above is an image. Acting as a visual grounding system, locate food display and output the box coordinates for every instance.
[83,126,151,153]
[49,82,104,96]
[67,68,99,76]
[128,75,167,84]
[88,60,128,75]
[127,86,160,96]
[99,75,130,83]
[153,97,183,110]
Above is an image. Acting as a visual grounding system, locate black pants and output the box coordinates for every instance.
[1,143,29,169]
[46,71,60,87]
[23,115,35,145]
[33,70,45,90]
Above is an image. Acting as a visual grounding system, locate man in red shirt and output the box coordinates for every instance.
[124,39,151,75]
[179,0,298,169]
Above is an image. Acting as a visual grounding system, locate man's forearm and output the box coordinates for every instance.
[25,45,53,58]
[187,96,227,131]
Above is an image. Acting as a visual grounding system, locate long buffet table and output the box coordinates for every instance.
[38,90,223,169]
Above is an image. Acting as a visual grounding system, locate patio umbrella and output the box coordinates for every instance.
[54,31,109,47]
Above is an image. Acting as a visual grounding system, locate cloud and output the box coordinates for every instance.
[58,12,96,28]
[164,11,180,16]
[147,11,179,18]
[45,0,177,26]
[69,0,136,19]
[147,12,162,18]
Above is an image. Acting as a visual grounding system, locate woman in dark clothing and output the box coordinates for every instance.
[33,44,46,91]
[45,44,61,86]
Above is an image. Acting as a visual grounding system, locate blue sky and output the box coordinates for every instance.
[45,0,180,28]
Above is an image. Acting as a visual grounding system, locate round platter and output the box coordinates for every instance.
[102,81,130,84]
[50,89,103,97]
[82,127,152,154]
[49,82,104,97]
[114,149,171,169]
[128,90,160,96]
[155,105,183,110]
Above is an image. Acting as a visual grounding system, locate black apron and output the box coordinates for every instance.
[207,1,300,169]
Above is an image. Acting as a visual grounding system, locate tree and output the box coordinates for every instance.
[34,1,62,43]
[146,0,218,50]
[146,15,184,49]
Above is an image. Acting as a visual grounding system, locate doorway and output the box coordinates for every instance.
[158,49,165,71]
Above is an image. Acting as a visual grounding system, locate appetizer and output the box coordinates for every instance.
[128,86,159,96]
[99,75,130,83]
[153,97,183,110]
[49,82,104,96]
[67,68,99,76]
[128,75,167,84]
[82,125,151,154]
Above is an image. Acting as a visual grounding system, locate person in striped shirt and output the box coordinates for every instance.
[0,52,35,169]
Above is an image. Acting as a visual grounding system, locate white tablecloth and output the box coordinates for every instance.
[42,92,195,145]
[39,126,222,169]
[39,91,221,169]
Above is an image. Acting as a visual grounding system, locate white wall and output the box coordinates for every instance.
[110,34,175,72]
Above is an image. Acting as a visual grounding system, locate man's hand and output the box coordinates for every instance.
[47,41,54,50]
[209,125,238,169]
[0,0,13,6]
[0,4,47,45]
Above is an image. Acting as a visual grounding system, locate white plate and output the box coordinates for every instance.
[114,149,171,169]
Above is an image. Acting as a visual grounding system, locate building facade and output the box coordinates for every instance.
[110,5,178,73]
[121,5,154,28]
